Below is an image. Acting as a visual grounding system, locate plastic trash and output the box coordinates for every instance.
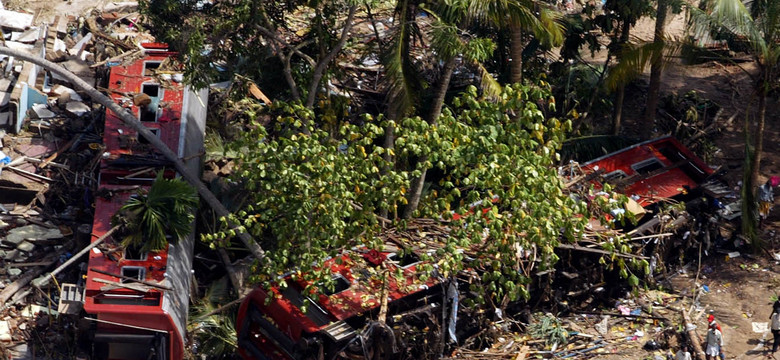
[0,151,10,165]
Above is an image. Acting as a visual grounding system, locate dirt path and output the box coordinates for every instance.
[671,256,780,360]
[602,7,780,360]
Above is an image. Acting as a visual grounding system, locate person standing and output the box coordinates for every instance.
[707,315,725,360]
[771,307,780,353]
[705,321,723,360]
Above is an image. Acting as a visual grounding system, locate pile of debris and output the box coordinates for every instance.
[0,3,161,357]
[444,288,723,360]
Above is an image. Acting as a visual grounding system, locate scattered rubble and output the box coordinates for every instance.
[0,3,165,357]
[0,2,761,360]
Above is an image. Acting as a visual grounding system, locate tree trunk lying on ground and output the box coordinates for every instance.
[682,309,706,360]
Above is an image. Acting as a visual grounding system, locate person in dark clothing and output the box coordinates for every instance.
[772,303,780,353]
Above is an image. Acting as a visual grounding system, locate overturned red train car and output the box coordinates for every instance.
[579,136,714,208]
[236,247,440,360]
[82,43,207,360]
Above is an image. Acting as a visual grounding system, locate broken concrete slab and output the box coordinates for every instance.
[53,38,66,53]
[3,225,63,246]
[0,9,34,31]
[3,40,34,51]
[7,268,20,277]
[53,59,96,87]
[0,320,10,341]
[10,28,39,43]
[65,101,90,117]
[16,241,34,253]
[51,84,83,102]
[28,103,56,119]
[69,32,93,57]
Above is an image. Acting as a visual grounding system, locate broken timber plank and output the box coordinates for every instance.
[86,18,133,51]
[93,278,151,293]
[89,267,171,291]
[556,243,649,260]
[31,225,118,289]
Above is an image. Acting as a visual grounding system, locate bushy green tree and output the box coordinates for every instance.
[206,82,610,304]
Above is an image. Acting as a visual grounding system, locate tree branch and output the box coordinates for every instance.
[305,5,358,108]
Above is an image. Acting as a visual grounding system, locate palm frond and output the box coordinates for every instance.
[112,173,198,253]
[464,0,564,47]
[605,40,666,91]
[383,0,424,117]
[188,279,238,357]
[475,62,503,99]
[688,0,767,56]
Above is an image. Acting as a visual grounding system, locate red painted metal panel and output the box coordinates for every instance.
[580,136,713,207]
[85,49,187,360]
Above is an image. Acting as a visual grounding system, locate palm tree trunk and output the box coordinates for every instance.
[642,0,668,138]
[428,58,456,122]
[612,21,632,135]
[612,83,626,135]
[509,24,524,84]
[0,46,267,263]
[402,58,456,219]
[751,88,767,190]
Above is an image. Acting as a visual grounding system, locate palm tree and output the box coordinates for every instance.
[112,173,199,253]
[400,0,564,217]
[642,0,671,137]
[689,0,780,248]
[463,0,565,84]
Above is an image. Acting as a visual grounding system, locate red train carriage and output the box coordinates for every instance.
[83,43,207,360]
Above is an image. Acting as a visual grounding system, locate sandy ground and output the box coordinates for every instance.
[583,5,780,360]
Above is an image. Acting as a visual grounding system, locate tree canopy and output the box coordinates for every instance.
[203,82,636,303]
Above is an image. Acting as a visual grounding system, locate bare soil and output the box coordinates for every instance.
[581,7,780,360]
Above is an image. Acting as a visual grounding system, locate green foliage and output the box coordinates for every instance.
[208,82,594,303]
[188,277,237,357]
[112,174,199,252]
[140,0,356,93]
[529,313,568,348]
